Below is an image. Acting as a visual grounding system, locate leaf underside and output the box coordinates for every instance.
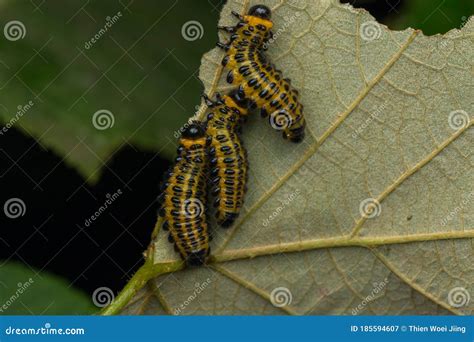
[122,0,473,315]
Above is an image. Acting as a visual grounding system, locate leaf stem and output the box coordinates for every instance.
[100,259,183,315]
[100,244,183,315]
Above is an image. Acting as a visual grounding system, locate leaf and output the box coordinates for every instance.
[0,0,220,182]
[0,261,96,314]
[116,0,473,315]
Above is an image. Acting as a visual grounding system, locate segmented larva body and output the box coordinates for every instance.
[218,4,306,143]
[203,92,249,227]
[158,123,211,266]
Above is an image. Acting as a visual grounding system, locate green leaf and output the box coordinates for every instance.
[0,261,96,314]
[110,0,473,315]
[0,0,220,182]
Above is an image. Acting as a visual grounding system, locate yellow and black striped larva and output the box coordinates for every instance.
[158,122,211,266]
[217,4,306,143]
[203,90,250,228]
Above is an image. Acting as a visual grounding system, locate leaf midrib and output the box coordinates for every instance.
[213,229,474,262]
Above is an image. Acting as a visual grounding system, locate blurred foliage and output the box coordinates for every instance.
[390,0,474,35]
[0,0,223,182]
[344,0,473,35]
[0,261,95,314]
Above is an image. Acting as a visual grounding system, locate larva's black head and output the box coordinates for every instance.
[228,89,250,110]
[248,4,272,20]
[186,250,208,266]
[219,212,238,228]
[181,122,206,140]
